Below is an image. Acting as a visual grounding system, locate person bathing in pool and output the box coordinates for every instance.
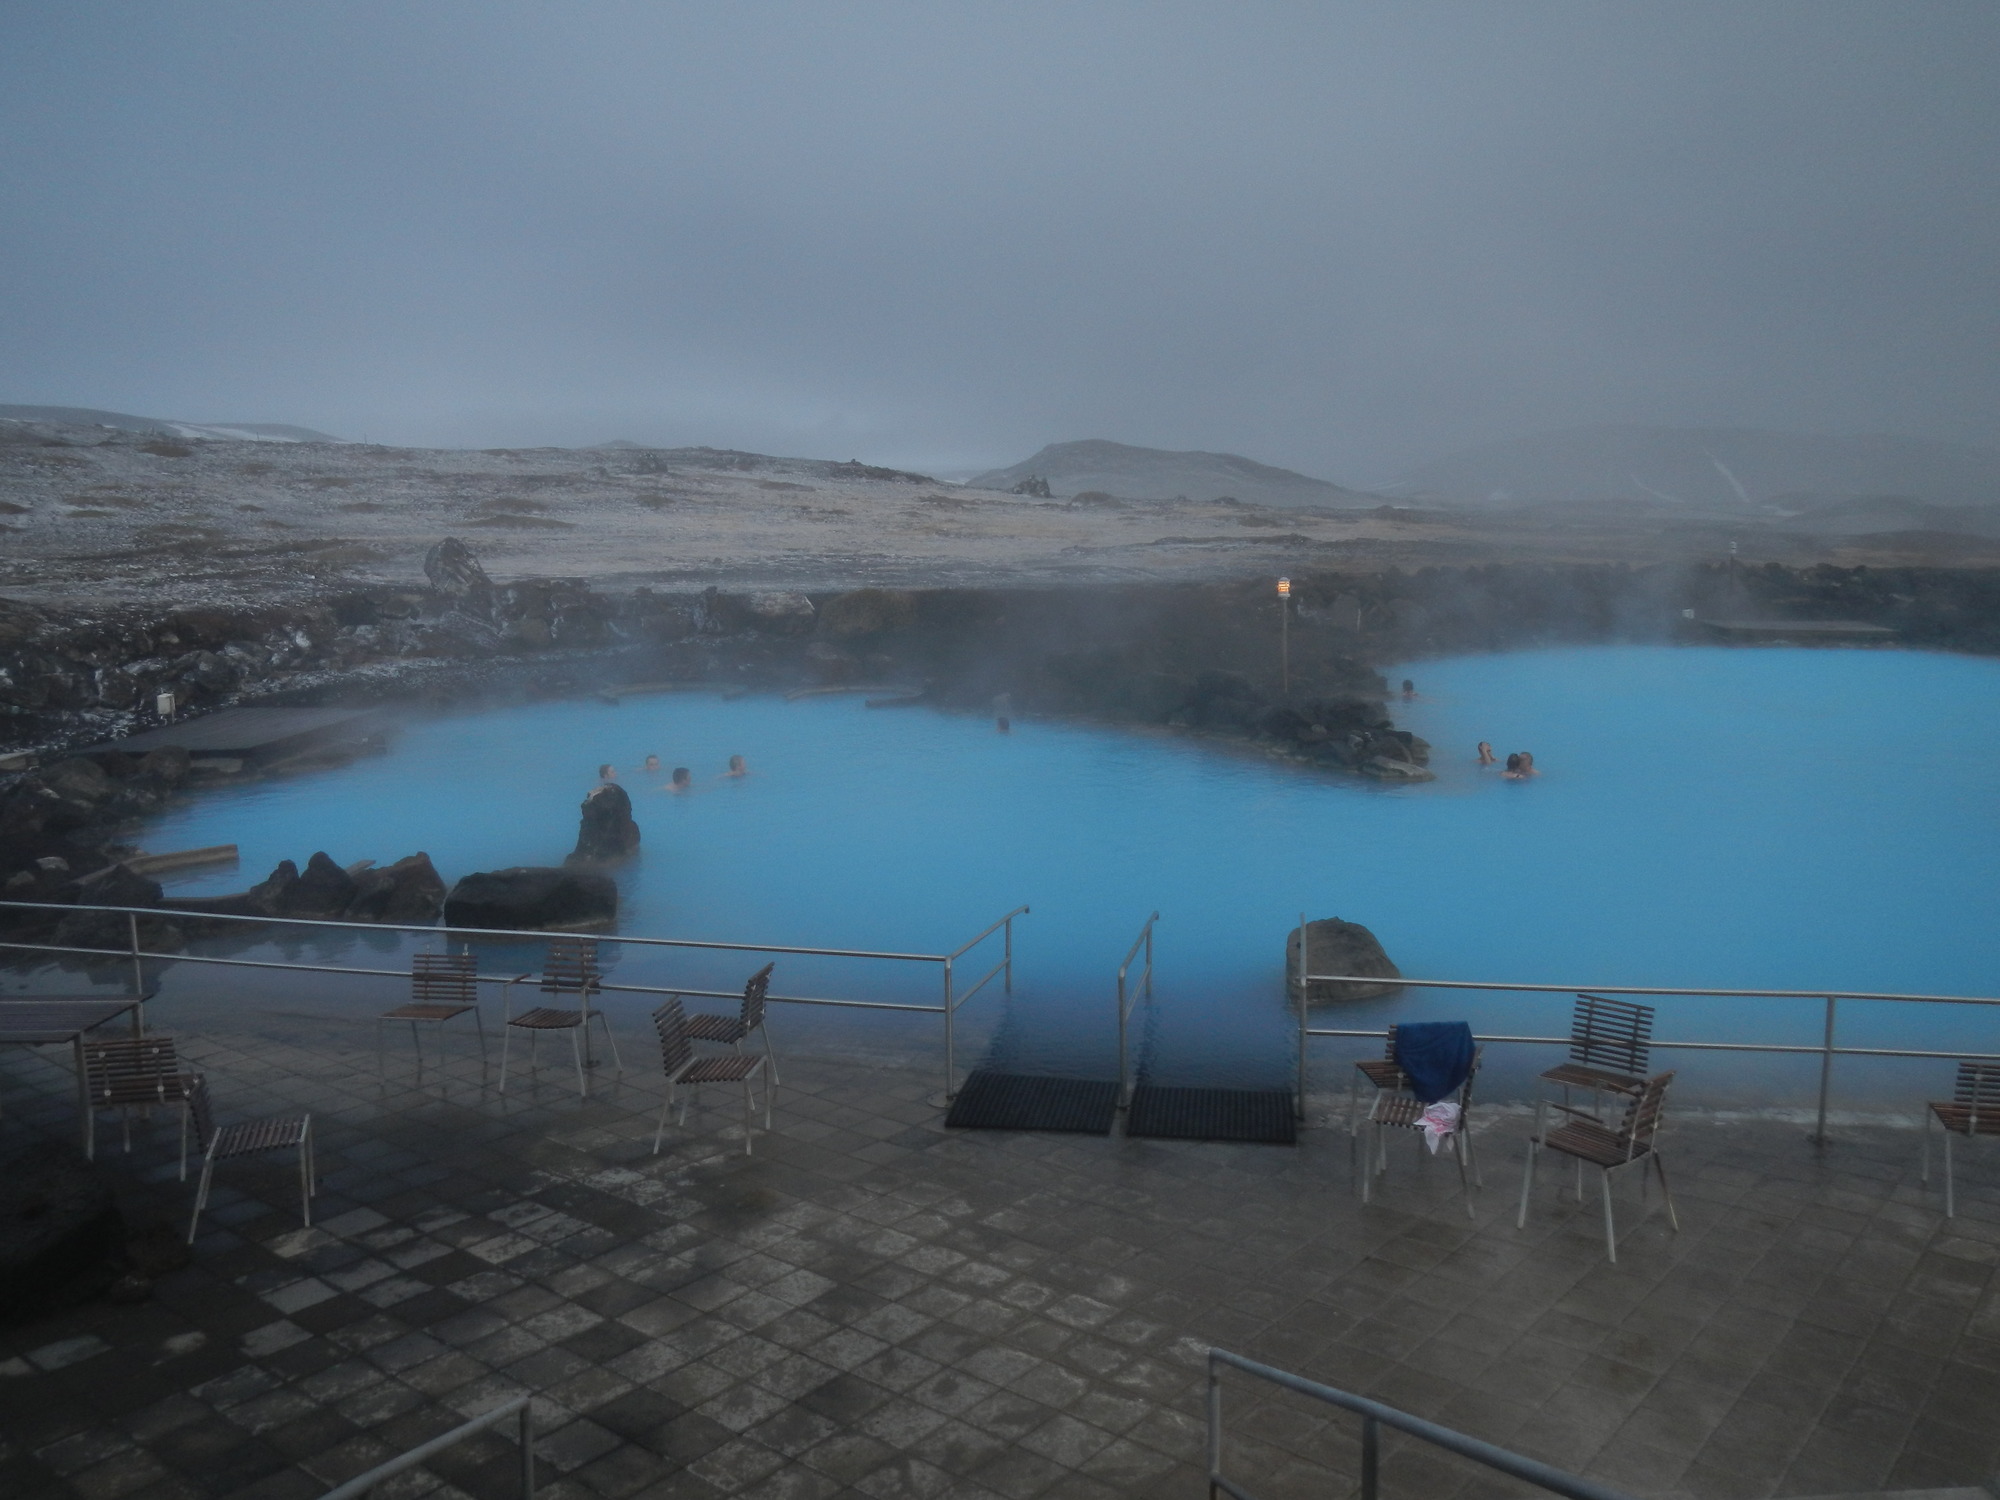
[597,763,618,783]
[723,755,748,778]
[1476,741,1495,765]
[642,754,661,776]
[668,766,693,792]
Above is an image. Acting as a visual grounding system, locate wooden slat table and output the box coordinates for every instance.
[0,994,151,1149]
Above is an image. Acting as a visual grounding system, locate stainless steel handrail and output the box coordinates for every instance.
[0,898,1027,1097]
[1115,912,1158,1109]
[1208,1348,1633,1500]
[317,1395,533,1500]
[1298,970,2000,1143]
[941,906,1029,1100]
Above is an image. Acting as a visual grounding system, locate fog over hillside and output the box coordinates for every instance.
[1393,426,2000,510]
[0,405,342,444]
[972,440,1369,509]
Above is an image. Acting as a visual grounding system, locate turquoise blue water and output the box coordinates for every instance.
[123,646,2000,1105]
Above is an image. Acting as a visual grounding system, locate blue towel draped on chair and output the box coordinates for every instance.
[1394,1021,1476,1104]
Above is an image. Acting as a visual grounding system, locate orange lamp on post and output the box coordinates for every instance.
[1276,577,1292,695]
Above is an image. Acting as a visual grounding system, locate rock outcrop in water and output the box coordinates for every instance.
[443,866,617,931]
[569,783,640,864]
[1287,917,1403,1001]
[157,850,445,925]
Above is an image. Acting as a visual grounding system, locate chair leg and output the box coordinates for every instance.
[762,1063,774,1129]
[1921,1109,1932,1183]
[1453,1127,1473,1219]
[599,1014,623,1075]
[761,1017,781,1087]
[473,1008,489,1071]
[411,1020,425,1079]
[1653,1152,1679,1232]
[653,1094,673,1154]
[1462,1102,1483,1188]
[1601,1169,1618,1263]
[499,1022,514,1094]
[570,1028,587,1099]
[741,1074,754,1156]
[1517,1140,1539,1230]
[377,1016,387,1082]
[177,1105,189,1182]
[299,1122,314,1227]
[1945,1129,1956,1219]
[187,1154,216,1244]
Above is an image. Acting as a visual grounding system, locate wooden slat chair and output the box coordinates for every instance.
[500,937,623,1096]
[82,1034,197,1175]
[184,1075,314,1243]
[651,996,770,1156]
[1538,994,1653,1121]
[1359,1046,1485,1218]
[683,963,780,1085]
[1922,1061,2000,1218]
[378,952,485,1081]
[1517,1070,1678,1262]
[1347,1025,1407,1140]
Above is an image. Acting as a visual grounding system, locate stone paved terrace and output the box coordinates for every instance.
[3,1019,2000,1500]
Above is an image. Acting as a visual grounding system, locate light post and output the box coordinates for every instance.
[1276,577,1291,695]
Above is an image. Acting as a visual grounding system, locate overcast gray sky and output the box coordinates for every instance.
[3,3,1996,482]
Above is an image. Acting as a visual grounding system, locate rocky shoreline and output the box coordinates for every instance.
[8,541,2000,917]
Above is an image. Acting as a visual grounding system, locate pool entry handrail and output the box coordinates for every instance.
[1294,963,2000,1142]
[1207,1348,1634,1500]
[316,1395,534,1499]
[942,905,1030,1100]
[1115,911,1159,1109]
[0,897,1028,1101]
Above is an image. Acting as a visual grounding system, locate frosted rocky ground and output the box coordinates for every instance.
[0,422,1464,612]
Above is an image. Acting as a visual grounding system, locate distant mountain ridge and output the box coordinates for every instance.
[0,404,342,443]
[1391,425,2000,509]
[971,439,1368,509]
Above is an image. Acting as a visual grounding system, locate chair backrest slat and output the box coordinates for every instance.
[740,963,774,1030]
[82,1036,182,1105]
[1615,1071,1675,1161]
[1570,994,1653,1077]
[542,938,600,999]
[1952,1061,2000,1130]
[653,997,693,1078]
[412,952,479,1006]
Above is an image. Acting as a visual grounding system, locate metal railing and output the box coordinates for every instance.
[1293,958,2000,1141]
[318,1395,533,1499]
[1115,911,1159,1108]
[1208,1348,1632,1500]
[943,906,1029,1099]
[0,898,1027,1101]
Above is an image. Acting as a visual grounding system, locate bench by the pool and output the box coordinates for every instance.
[1922,1060,2000,1218]
[682,961,780,1085]
[378,952,486,1082]
[500,937,623,1097]
[650,994,771,1156]
[1518,1069,1679,1262]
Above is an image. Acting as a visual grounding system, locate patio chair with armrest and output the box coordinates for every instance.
[1537,993,1653,1122]
[500,937,623,1096]
[1921,1061,2000,1218]
[1517,1069,1678,1263]
[683,962,779,1085]
[651,996,770,1156]
[184,1074,314,1243]
[1347,1025,1406,1140]
[378,952,485,1081]
[82,1034,197,1175]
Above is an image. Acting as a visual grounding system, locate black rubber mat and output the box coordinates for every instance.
[944,1071,1119,1134]
[1124,1086,1297,1144]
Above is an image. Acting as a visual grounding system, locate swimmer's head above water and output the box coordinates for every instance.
[1477,741,1495,765]
[671,766,692,789]
[726,755,747,777]
[643,754,661,774]
[598,763,617,782]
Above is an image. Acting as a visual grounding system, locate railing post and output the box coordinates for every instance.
[1360,1413,1379,1500]
[1004,916,1013,995]
[520,1397,536,1499]
[943,957,956,1100]
[1117,966,1128,1111]
[1143,922,1153,1002]
[1206,1355,1222,1500]
[1295,912,1308,1121]
[128,913,146,1036]
[1814,996,1836,1146]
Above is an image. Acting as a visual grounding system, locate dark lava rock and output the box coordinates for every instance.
[569,784,640,864]
[819,588,919,638]
[245,859,301,916]
[443,866,618,931]
[347,852,447,922]
[1286,917,1404,1002]
[284,851,358,918]
[424,536,494,616]
[0,1136,125,1325]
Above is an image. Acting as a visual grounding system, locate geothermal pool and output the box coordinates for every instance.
[117,646,2000,1107]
